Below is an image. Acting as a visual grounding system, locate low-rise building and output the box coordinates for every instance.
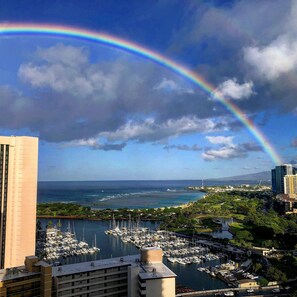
[274,194,297,214]
[235,279,258,289]
[0,256,51,297]
[0,247,176,297]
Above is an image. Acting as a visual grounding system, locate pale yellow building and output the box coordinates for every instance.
[131,247,176,297]
[235,279,258,289]
[0,136,38,268]
[284,174,297,195]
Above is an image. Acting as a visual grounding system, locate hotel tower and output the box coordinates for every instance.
[0,136,38,268]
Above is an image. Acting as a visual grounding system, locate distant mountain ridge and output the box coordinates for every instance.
[208,171,271,182]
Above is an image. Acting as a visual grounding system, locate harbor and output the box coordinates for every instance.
[103,220,261,289]
[38,218,228,291]
[105,224,224,265]
[36,222,100,262]
[37,217,262,293]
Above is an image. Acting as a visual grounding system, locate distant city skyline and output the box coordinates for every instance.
[0,0,297,180]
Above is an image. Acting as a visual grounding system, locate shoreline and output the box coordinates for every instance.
[37,215,161,221]
[37,192,207,221]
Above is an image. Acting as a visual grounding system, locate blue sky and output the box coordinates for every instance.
[0,0,296,181]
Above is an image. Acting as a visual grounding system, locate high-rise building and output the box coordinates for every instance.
[284,175,297,195]
[271,164,293,194]
[0,136,38,268]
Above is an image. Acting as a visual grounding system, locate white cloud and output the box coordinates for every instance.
[212,78,254,100]
[244,36,297,80]
[202,146,241,161]
[153,77,194,94]
[36,44,88,66]
[64,116,218,149]
[18,44,120,98]
[205,135,234,146]
[202,136,262,161]
[243,0,297,82]
[101,116,217,142]
[64,138,126,151]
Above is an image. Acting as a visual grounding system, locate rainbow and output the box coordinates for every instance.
[0,23,282,164]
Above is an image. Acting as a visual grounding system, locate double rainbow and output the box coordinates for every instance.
[0,23,282,164]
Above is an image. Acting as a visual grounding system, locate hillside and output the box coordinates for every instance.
[208,171,271,182]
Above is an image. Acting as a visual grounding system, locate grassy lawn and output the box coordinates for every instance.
[229,221,245,230]
[196,227,213,233]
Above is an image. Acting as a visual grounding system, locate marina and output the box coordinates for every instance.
[36,223,100,262]
[105,224,224,266]
[38,217,260,291]
[38,218,228,291]
[103,221,259,289]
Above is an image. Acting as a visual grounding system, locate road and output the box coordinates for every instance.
[177,287,293,297]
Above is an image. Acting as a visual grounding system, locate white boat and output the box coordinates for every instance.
[167,257,176,263]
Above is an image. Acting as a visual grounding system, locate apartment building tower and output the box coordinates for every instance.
[0,136,38,268]
[284,174,297,195]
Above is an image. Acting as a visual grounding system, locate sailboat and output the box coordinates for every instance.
[93,234,100,252]
[89,234,100,254]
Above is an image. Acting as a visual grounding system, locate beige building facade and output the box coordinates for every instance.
[284,174,297,195]
[0,136,38,268]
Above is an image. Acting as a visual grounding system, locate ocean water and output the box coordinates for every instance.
[38,180,207,209]
[38,179,257,209]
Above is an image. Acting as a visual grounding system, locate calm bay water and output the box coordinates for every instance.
[40,218,228,291]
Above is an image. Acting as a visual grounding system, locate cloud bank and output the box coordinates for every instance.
[202,136,262,161]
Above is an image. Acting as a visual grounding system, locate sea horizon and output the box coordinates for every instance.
[38,178,204,182]
[38,178,269,183]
